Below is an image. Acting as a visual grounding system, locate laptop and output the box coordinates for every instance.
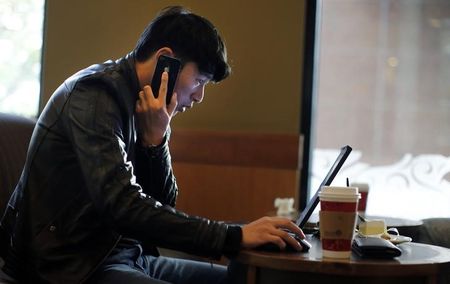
[296,144,352,228]
[257,144,352,252]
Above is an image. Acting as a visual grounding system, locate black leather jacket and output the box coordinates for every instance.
[0,53,239,283]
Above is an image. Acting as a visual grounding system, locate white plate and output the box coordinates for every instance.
[388,234,412,244]
[356,232,412,244]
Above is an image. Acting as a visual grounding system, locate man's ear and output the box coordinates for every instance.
[155,47,175,59]
[135,47,174,89]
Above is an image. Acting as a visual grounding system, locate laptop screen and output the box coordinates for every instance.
[296,145,352,228]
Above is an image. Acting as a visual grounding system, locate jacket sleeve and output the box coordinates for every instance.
[134,129,178,207]
[63,83,228,257]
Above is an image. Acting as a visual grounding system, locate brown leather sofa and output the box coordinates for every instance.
[0,112,35,283]
[0,112,35,217]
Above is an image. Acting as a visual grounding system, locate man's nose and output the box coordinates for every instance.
[192,85,205,103]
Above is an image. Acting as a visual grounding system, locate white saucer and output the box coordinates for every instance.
[388,234,412,244]
[356,232,412,244]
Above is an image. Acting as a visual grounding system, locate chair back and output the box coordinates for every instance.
[0,113,35,215]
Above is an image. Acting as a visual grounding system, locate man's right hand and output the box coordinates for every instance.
[135,71,178,147]
[241,216,306,251]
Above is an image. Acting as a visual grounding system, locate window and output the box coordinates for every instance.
[308,0,450,220]
[0,0,45,118]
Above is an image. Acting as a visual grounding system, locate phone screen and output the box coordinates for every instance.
[150,55,181,105]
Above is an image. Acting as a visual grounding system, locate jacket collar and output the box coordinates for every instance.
[121,51,141,102]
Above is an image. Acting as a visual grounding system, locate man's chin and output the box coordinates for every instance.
[172,109,183,116]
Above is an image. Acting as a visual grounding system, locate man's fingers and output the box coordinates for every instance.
[264,229,302,251]
[269,228,302,251]
[266,235,286,250]
[136,100,142,112]
[158,71,169,103]
[142,85,153,101]
[282,232,303,251]
[285,223,305,239]
[269,217,305,239]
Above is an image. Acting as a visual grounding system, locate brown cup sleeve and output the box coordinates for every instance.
[319,210,357,240]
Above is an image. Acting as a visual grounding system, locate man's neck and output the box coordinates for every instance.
[135,58,156,89]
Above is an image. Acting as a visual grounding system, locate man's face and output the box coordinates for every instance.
[173,62,211,115]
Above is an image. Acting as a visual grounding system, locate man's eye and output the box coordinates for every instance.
[193,78,209,89]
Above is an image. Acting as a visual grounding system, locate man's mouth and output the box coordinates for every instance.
[180,105,192,112]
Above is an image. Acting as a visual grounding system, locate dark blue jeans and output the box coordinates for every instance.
[88,242,229,284]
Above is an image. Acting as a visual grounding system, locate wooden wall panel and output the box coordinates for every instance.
[170,130,302,222]
[173,163,298,222]
[170,130,301,169]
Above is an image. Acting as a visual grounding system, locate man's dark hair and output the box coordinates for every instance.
[134,6,231,83]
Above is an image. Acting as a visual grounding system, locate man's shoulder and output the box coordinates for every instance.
[68,60,124,89]
[53,59,136,109]
[47,55,137,119]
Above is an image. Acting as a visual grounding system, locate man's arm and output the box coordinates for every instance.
[134,130,178,206]
[134,71,179,206]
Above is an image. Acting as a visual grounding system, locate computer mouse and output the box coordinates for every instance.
[256,233,312,252]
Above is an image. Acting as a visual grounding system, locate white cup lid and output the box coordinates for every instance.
[350,182,369,191]
[319,186,360,201]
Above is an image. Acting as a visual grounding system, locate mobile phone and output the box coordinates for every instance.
[151,55,181,105]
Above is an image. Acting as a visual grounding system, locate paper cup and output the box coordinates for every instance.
[319,186,360,258]
[351,182,369,212]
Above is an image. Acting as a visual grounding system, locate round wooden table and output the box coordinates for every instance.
[234,235,450,284]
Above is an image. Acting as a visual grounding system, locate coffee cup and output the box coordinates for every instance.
[351,182,369,213]
[319,186,360,258]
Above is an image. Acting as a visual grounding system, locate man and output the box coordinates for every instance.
[0,6,304,283]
